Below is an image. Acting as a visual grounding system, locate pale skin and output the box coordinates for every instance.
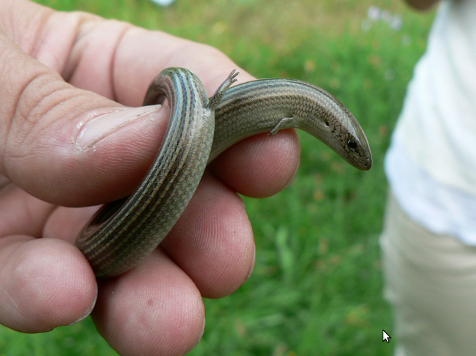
[0,0,303,355]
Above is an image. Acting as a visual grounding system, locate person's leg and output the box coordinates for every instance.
[380,192,476,356]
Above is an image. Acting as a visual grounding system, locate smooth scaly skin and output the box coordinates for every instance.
[75,67,372,278]
[212,79,371,168]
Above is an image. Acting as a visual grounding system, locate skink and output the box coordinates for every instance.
[75,67,372,278]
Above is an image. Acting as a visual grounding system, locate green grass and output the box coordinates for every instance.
[1,0,435,355]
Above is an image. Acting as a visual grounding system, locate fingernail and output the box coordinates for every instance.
[68,284,98,325]
[73,105,161,152]
[189,317,206,352]
[244,244,256,282]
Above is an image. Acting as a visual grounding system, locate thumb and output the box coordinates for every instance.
[0,26,168,207]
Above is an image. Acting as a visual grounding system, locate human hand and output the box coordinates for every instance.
[0,0,301,354]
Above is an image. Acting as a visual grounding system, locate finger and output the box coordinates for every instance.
[108,29,256,106]
[0,182,55,238]
[43,205,100,244]
[0,21,172,207]
[210,129,301,198]
[161,172,255,298]
[92,249,205,356]
[0,236,96,332]
[1,4,171,206]
[46,172,256,299]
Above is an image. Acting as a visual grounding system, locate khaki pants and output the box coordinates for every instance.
[380,192,476,356]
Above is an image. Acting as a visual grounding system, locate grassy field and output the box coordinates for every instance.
[1,0,435,355]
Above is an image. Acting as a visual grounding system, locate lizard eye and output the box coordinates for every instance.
[347,139,358,152]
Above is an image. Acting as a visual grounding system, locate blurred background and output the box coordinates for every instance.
[0,0,435,355]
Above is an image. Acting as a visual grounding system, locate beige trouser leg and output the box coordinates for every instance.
[380,192,476,356]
